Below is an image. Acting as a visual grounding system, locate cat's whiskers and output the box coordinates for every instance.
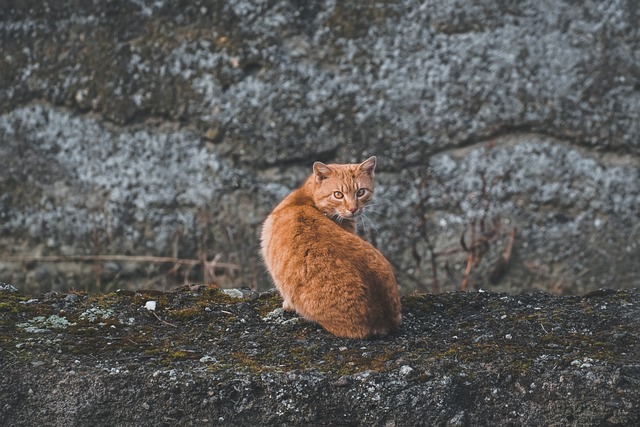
[361,203,387,217]
[331,213,344,225]
[359,211,379,233]
[359,213,369,235]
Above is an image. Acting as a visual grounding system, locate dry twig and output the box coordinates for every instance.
[7,254,240,271]
[489,227,517,284]
[150,311,177,328]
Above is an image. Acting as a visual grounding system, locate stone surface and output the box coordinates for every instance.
[1,286,639,426]
[1,0,639,294]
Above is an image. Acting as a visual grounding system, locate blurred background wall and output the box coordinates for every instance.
[1,0,639,295]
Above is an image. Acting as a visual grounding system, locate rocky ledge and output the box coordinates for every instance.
[1,285,639,426]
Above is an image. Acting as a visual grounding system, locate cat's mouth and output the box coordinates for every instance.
[339,211,359,219]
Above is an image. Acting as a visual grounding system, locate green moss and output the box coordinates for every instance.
[2,287,637,383]
[166,306,203,320]
[0,301,20,314]
[0,292,51,317]
[230,351,265,373]
[255,292,283,317]
[401,293,434,314]
[164,349,194,361]
[200,286,245,305]
[0,292,29,304]
[141,339,202,365]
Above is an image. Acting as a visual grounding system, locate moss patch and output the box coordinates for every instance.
[1,287,639,380]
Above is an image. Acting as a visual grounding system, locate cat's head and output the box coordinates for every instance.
[311,156,376,221]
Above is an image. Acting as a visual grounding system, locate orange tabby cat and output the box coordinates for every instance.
[260,156,401,339]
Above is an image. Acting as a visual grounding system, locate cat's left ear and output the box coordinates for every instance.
[313,162,333,183]
[359,156,377,177]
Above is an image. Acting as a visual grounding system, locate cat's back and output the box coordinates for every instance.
[262,197,373,268]
[261,194,401,339]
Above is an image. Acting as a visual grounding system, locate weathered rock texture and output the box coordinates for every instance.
[1,0,639,294]
[1,286,639,426]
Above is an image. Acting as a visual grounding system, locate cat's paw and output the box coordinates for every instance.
[282,300,295,311]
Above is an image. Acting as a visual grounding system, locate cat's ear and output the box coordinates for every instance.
[313,162,333,183]
[359,156,377,177]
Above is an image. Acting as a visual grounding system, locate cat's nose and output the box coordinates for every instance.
[348,207,357,214]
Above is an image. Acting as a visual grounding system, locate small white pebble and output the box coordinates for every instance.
[199,355,217,363]
[222,289,243,299]
[399,365,414,376]
[505,334,513,340]
[144,301,156,311]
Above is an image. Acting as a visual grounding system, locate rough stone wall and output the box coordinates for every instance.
[1,0,639,294]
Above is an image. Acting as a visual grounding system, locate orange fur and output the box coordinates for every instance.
[260,157,402,339]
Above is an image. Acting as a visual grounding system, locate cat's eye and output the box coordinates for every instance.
[333,191,344,199]
[356,188,366,197]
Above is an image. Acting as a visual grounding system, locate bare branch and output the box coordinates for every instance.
[6,255,240,271]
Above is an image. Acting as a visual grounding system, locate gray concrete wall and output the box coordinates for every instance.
[1,0,639,294]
